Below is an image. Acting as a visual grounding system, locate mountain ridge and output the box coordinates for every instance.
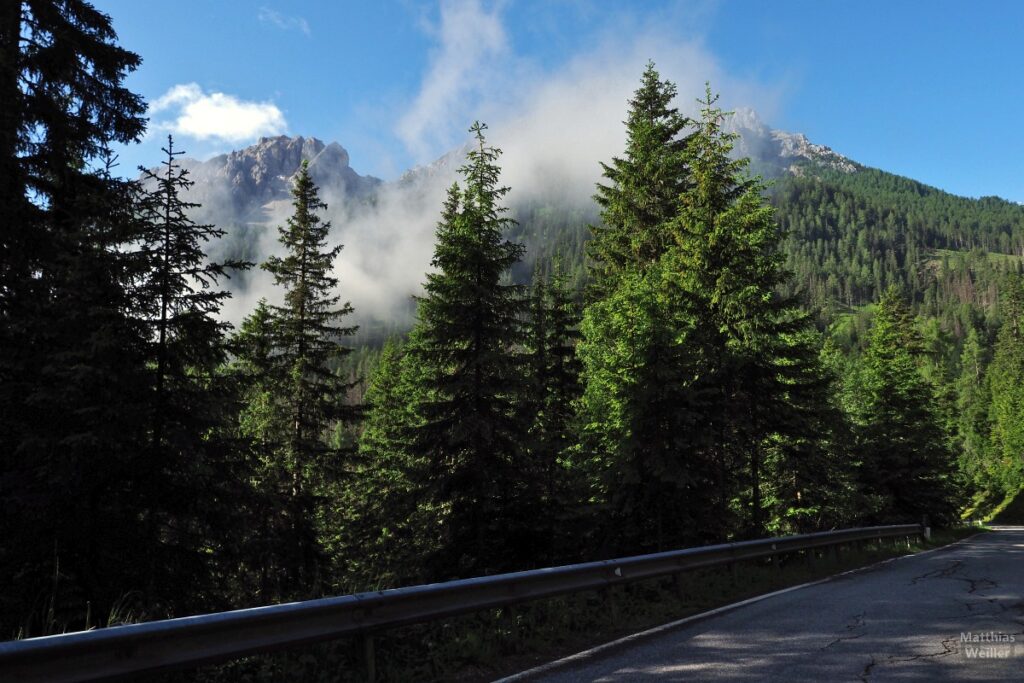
[169,109,864,232]
[170,111,1024,340]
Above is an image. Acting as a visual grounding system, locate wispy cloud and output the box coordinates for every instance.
[208,1,786,328]
[149,83,287,143]
[257,7,311,36]
[393,0,781,204]
[396,0,508,161]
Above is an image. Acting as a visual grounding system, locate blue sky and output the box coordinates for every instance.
[96,0,1024,202]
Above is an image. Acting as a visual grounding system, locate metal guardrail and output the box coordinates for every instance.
[0,523,923,682]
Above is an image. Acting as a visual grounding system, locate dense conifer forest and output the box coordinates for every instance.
[2,1,1022,645]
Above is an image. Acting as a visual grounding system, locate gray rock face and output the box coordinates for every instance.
[728,108,859,177]
[175,135,382,223]
[168,113,854,229]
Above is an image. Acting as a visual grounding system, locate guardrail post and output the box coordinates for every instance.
[503,604,518,652]
[363,633,376,682]
[673,572,685,601]
[832,543,841,561]
[602,586,618,624]
[768,543,780,571]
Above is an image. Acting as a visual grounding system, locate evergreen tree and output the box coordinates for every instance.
[852,287,958,524]
[523,263,583,562]
[343,338,432,588]
[986,275,1024,495]
[761,337,858,534]
[587,61,692,297]
[0,1,150,636]
[667,86,834,537]
[404,122,528,579]
[232,299,282,454]
[128,136,251,610]
[0,0,144,329]
[577,261,712,553]
[227,299,295,601]
[577,67,712,555]
[260,160,357,594]
[137,135,247,450]
[955,326,993,497]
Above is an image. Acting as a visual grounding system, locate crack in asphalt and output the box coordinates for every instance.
[911,561,999,610]
[963,577,997,594]
[889,635,960,662]
[910,559,963,585]
[957,598,975,613]
[821,632,865,650]
[821,611,868,651]
[859,655,877,681]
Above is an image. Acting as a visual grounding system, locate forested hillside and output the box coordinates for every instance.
[3,2,1023,660]
[775,168,1024,326]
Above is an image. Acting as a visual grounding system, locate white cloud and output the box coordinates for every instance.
[396,0,509,161]
[149,83,287,143]
[257,7,311,36]
[206,1,786,329]
[394,1,782,207]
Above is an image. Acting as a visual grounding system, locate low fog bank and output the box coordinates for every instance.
[181,12,786,342]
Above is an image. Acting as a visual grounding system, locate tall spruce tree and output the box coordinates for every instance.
[137,135,247,451]
[523,263,583,562]
[0,1,152,636]
[667,85,834,537]
[0,1,144,327]
[232,299,282,456]
[131,136,250,611]
[760,335,858,534]
[227,299,296,601]
[587,61,692,297]
[955,326,993,495]
[260,160,357,594]
[852,287,958,523]
[343,337,434,588]
[404,122,528,579]
[986,276,1024,496]
[577,68,708,555]
[577,261,711,553]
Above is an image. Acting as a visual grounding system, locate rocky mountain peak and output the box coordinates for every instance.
[728,107,858,176]
[216,135,350,196]
[176,135,381,223]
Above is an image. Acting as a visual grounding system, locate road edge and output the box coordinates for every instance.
[492,531,982,682]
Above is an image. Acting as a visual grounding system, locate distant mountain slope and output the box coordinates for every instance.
[176,135,382,226]
[175,114,1024,341]
[774,167,1024,330]
[728,107,859,177]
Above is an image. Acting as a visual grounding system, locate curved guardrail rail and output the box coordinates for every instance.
[0,523,923,682]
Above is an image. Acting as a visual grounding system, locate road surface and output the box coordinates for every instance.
[513,528,1024,681]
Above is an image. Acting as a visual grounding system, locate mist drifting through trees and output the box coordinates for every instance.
[3,4,1023,667]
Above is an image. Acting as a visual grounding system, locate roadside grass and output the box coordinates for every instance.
[961,483,1024,525]
[161,527,980,683]
[989,487,1024,525]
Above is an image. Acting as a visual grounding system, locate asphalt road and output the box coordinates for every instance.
[517,528,1024,682]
